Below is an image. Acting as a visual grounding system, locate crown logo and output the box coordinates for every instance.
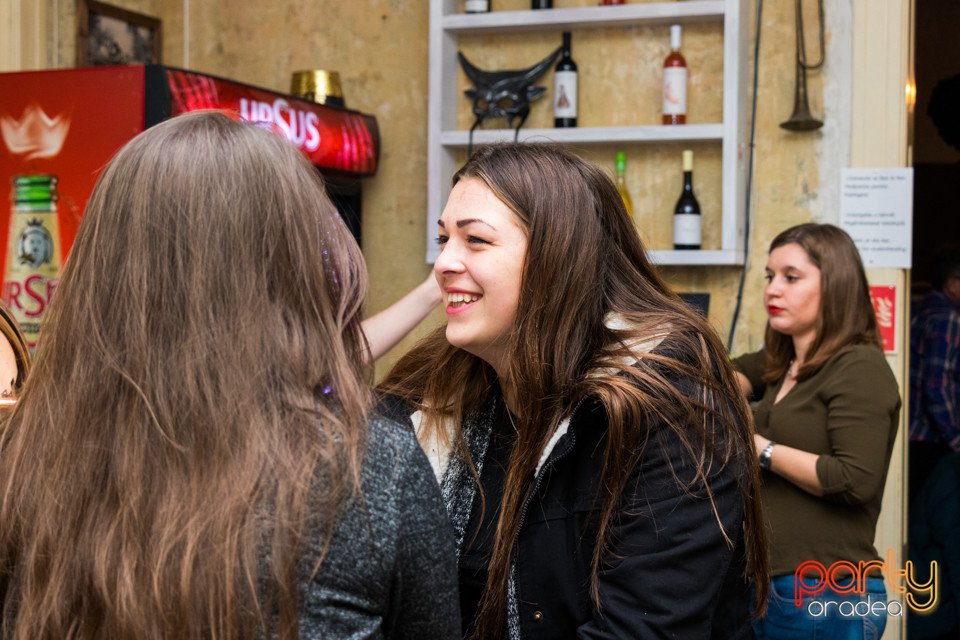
[1,104,70,161]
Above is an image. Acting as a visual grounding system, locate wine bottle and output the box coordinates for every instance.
[465,0,489,13]
[673,150,701,250]
[532,0,553,7]
[662,25,687,125]
[615,152,634,218]
[601,0,625,4]
[554,32,578,128]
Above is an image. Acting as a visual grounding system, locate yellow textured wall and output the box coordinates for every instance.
[52,0,841,373]
[705,0,830,355]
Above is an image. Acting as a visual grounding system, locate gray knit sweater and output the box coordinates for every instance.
[294,415,461,639]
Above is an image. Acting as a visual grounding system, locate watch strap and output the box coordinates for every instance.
[759,441,776,469]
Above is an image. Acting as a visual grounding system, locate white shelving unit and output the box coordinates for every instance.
[426,0,748,265]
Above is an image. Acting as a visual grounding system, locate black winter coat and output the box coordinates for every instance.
[512,397,754,639]
[382,350,755,639]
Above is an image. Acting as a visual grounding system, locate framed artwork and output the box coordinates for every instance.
[76,0,162,66]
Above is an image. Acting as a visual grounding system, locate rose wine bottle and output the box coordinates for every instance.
[673,150,701,249]
[601,0,625,4]
[554,32,578,128]
[662,25,687,125]
[465,0,489,13]
[615,152,634,218]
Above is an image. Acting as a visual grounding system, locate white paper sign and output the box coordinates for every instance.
[839,168,913,269]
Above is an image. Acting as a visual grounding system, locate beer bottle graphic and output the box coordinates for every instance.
[3,174,61,350]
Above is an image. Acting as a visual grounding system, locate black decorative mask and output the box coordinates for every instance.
[458,47,562,153]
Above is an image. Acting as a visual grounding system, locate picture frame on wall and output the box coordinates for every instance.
[76,0,162,66]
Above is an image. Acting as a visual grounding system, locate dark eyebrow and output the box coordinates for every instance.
[770,265,805,274]
[437,218,497,231]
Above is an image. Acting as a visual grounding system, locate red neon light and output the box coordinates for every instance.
[164,69,379,177]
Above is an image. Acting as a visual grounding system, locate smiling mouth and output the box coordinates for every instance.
[448,292,481,308]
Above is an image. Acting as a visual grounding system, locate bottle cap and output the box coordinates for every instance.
[616,152,626,172]
[670,25,682,50]
[12,174,58,204]
[290,70,345,108]
[12,175,57,187]
[682,150,693,172]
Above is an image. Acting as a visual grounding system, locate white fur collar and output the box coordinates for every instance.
[410,409,454,484]
[413,313,667,481]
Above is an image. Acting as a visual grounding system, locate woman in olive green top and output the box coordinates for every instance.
[732,223,900,640]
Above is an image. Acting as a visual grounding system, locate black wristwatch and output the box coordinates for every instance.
[759,441,776,470]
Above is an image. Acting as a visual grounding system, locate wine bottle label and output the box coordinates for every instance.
[662,67,688,116]
[673,213,701,247]
[465,0,488,12]
[554,71,578,119]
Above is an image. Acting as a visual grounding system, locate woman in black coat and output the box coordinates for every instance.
[380,142,769,639]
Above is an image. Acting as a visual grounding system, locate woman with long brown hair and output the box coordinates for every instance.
[380,143,768,639]
[0,111,459,640]
[733,223,900,639]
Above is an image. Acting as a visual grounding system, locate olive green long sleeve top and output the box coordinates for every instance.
[732,344,901,576]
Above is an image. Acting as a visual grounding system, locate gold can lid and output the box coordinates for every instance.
[290,70,345,108]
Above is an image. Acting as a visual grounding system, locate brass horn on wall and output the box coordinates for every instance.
[781,0,825,131]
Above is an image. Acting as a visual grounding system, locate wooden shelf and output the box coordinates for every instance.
[439,123,723,146]
[442,1,725,34]
[649,249,743,266]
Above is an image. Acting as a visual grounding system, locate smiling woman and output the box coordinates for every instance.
[380,142,769,640]
[434,178,527,380]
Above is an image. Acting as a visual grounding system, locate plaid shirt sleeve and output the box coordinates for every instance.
[914,307,960,450]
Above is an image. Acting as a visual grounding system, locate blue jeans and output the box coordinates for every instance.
[753,575,889,640]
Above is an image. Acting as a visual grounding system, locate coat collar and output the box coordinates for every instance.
[413,313,668,481]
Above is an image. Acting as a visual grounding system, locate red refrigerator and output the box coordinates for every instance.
[0,65,380,347]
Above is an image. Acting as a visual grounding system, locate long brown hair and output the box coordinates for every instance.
[762,223,882,383]
[0,111,370,639]
[380,143,768,639]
